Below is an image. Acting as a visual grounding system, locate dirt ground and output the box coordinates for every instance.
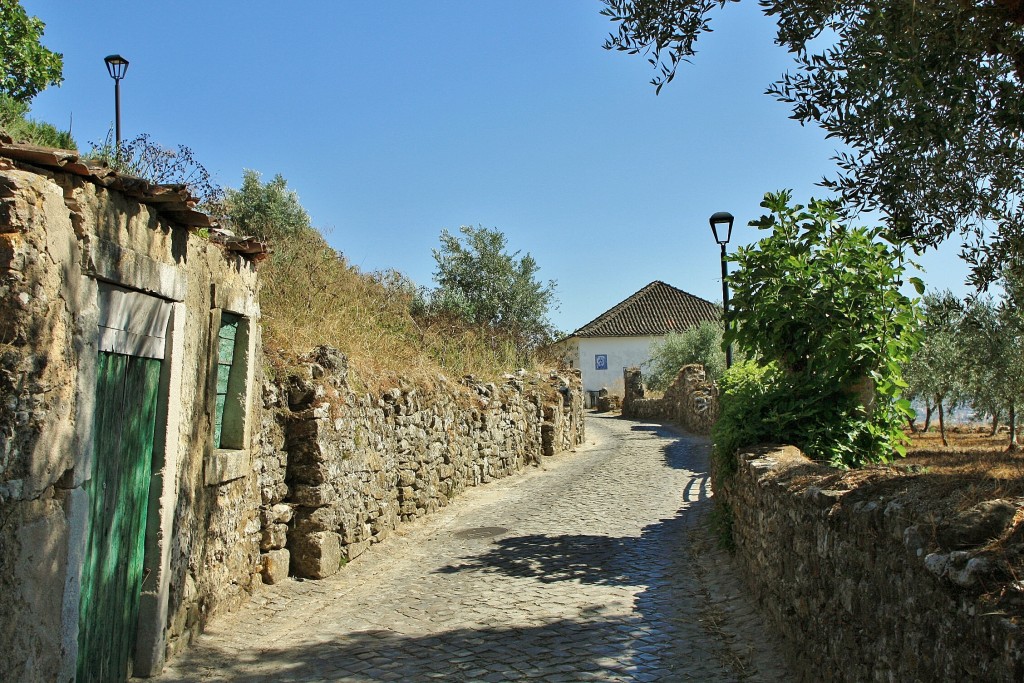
[902,425,1024,505]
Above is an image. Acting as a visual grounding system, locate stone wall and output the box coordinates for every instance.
[258,347,584,579]
[622,365,719,435]
[720,445,1024,682]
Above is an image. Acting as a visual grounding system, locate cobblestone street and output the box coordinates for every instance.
[155,413,788,682]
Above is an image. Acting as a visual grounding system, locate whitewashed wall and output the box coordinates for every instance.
[576,336,661,398]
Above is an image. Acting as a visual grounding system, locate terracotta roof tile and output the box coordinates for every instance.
[571,281,720,338]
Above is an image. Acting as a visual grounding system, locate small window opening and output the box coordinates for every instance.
[213,312,249,449]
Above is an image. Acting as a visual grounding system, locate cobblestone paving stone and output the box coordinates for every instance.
[155,413,791,682]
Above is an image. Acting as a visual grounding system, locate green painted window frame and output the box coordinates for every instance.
[213,311,250,450]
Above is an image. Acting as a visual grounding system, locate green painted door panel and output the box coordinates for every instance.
[77,351,162,682]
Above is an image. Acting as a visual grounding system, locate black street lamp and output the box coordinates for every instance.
[104,54,129,152]
[709,211,735,369]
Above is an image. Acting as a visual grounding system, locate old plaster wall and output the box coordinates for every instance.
[255,347,585,580]
[0,162,263,679]
[0,166,78,681]
[721,446,1024,682]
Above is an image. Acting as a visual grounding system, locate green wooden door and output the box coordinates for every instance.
[77,351,162,682]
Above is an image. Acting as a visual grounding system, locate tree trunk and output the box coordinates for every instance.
[907,416,918,433]
[1009,403,1019,453]
[938,397,947,447]
[990,408,1001,436]
[923,399,934,432]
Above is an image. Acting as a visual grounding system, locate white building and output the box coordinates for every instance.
[555,281,720,405]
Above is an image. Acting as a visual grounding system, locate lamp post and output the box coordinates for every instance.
[709,211,735,369]
[104,54,129,152]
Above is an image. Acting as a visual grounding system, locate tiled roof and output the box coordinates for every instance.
[0,136,268,261]
[571,281,720,338]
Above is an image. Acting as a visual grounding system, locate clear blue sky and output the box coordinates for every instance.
[23,1,973,333]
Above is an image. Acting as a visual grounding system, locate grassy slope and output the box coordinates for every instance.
[259,227,532,389]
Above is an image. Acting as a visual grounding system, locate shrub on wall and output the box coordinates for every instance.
[712,360,894,472]
[717,191,921,468]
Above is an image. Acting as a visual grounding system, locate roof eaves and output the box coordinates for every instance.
[0,136,269,262]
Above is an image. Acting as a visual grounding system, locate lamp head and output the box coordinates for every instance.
[104,54,129,81]
[709,211,735,245]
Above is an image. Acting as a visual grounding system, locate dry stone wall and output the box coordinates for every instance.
[720,445,1024,682]
[258,347,584,580]
[622,365,719,435]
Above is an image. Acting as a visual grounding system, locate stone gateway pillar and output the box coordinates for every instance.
[622,367,644,417]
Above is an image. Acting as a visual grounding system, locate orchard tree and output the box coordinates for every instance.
[601,0,1024,287]
[429,225,558,351]
[958,268,1024,450]
[903,291,965,445]
[959,297,1022,449]
[0,0,62,103]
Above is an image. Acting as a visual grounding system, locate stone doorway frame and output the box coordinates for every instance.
[61,249,188,679]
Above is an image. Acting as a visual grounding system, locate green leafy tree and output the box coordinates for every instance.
[222,169,311,242]
[903,291,965,445]
[0,0,62,103]
[601,0,1024,287]
[0,2,69,148]
[718,191,920,466]
[429,225,558,352]
[643,320,726,390]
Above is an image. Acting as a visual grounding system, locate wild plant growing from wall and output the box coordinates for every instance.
[713,191,921,468]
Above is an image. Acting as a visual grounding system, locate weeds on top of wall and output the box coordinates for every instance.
[85,131,223,208]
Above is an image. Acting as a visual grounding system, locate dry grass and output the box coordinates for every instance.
[906,425,1015,457]
[894,428,1024,617]
[897,426,1024,513]
[258,228,539,389]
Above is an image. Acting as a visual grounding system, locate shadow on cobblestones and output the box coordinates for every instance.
[155,415,783,682]
[427,517,720,675]
[436,533,632,585]
[161,617,695,682]
[434,504,709,592]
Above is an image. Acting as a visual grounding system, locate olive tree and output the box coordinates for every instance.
[429,225,558,352]
[643,320,726,390]
[902,292,966,445]
[601,0,1024,287]
[957,272,1024,450]
[222,169,311,242]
